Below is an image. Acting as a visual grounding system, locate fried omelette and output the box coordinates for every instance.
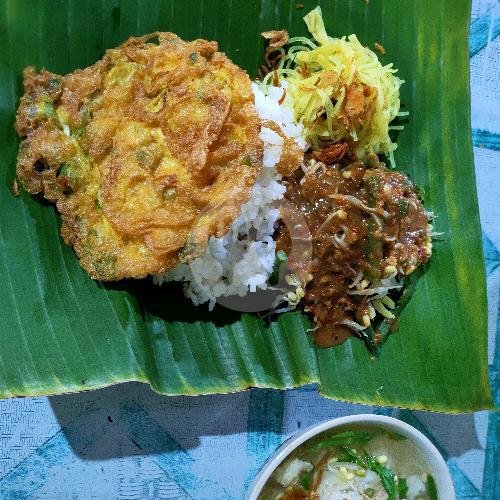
[15,33,262,280]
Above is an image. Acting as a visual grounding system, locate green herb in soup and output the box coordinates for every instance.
[258,425,436,500]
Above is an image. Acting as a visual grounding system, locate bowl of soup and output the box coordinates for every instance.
[247,414,455,500]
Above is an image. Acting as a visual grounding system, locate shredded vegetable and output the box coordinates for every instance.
[259,6,404,164]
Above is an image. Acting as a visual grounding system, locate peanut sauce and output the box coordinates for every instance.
[278,154,431,347]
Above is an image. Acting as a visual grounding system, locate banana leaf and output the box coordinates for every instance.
[0,0,493,412]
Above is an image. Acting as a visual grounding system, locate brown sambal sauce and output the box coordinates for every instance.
[278,153,431,348]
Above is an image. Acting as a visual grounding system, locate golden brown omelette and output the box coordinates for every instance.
[15,32,262,280]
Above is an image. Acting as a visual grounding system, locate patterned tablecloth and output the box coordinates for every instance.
[0,1,498,498]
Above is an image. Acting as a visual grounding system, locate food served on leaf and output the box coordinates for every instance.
[15,33,263,280]
[165,6,433,352]
[259,426,437,500]
[14,6,434,354]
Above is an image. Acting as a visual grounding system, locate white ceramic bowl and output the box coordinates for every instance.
[247,414,455,499]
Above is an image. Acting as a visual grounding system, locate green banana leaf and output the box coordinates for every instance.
[0,0,493,412]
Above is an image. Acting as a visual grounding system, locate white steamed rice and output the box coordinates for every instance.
[154,83,305,309]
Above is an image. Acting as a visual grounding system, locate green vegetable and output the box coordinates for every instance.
[397,476,408,498]
[361,265,426,356]
[426,474,438,500]
[416,184,426,200]
[58,163,74,179]
[58,154,90,189]
[364,218,383,267]
[365,175,380,207]
[42,100,54,118]
[312,430,378,450]
[189,52,199,62]
[269,250,288,286]
[364,488,375,498]
[92,255,117,278]
[298,471,311,491]
[71,126,86,138]
[397,197,409,217]
[340,446,399,500]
